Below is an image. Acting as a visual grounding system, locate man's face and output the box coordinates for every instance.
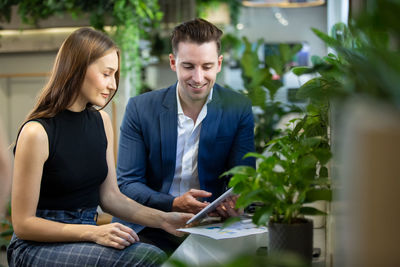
[169,41,223,106]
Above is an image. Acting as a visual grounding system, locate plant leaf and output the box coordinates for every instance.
[252,206,272,226]
[299,206,327,216]
[311,28,341,48]
[222,217,242,228]
[221,165,256,178]
[292,66,311,76]
[305,189,332,202]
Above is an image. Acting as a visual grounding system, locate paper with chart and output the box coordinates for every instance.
[178,219,268,240]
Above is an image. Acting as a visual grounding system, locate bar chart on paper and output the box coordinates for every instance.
[179,219,268,240]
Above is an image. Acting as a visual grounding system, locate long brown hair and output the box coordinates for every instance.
[24,27,120,124]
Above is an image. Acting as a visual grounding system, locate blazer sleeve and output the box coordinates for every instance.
[227,98,256,169]
[117,98,175,211]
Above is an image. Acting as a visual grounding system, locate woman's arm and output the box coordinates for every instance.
[12,121,137,249]
[98,111,192,236]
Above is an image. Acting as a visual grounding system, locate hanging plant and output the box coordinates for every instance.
[196,0,241,26]
[0,0,163,95]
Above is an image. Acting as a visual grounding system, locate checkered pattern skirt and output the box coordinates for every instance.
[7,208,167,266]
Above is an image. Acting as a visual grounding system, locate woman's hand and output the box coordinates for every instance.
[161,212,193,237]
[90,223,139,249]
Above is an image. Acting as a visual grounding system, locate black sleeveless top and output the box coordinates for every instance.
[24,108,108,210]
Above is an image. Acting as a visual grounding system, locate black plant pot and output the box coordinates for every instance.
[268,218,313,264]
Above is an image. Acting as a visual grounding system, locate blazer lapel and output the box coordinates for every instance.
[159,84,178,193]
[201,85,223,145]
[198,87,223,188]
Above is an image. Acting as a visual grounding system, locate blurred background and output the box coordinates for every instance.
[0,0,345,147]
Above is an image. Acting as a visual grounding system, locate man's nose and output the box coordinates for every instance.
[192,68,204,83]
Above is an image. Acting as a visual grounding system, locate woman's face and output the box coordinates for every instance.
[79,49,118,108]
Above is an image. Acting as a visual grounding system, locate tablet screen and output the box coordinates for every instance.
[186,188,234,225]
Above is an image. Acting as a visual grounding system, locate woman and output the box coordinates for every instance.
[7,28,192,267]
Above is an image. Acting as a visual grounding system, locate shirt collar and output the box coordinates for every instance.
[176,82,213,115]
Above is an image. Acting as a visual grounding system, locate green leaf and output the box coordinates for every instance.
[222,217,242,228]
[236,189,265,208]
[167,258,189,267]
[314,149,332,165]
[301,136,322,147]
[266,53,284,76]
[305,189,332,202]
[252,206,272,226]
[299,206,327,216]
[243,152,267,161]
[263,79,283,100]
[311,55,324,65]
[298,154,318,169]
[319,166,329,178]
[292,66,311,76]
[311,27,341,48]
[221,165,256,178]
[0,228,13,237]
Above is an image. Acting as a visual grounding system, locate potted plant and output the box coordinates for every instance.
[223,113,332,263]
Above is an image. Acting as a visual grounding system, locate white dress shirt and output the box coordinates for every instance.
[168,84,213,197]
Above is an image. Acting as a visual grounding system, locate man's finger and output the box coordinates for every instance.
[216,205,229,218]
[226,206,240,217]
[188,189,212,198]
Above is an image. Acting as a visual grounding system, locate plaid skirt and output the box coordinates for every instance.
[7,208,167,267]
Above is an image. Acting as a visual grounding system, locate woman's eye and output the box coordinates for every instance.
[103,73,110,77]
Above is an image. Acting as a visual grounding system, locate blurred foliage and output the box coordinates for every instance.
[238,36,303,153]
[0,202,12,249]
[196,0,241,26]
[168,251,308,267]
[226,0,400,227]
[293,0,400,109]
[0,0,163,95]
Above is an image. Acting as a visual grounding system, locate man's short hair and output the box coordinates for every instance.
[171,18,223,55]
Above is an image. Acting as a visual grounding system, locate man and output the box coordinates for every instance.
[113,18,255,253]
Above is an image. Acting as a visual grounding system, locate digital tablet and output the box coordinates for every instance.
[186,188,234,225]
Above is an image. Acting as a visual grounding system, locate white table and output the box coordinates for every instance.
[164,228,326,266]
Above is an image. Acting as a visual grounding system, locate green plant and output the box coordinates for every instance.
[0,202,12,249]
[292,0,400,109]
[223,115,332,225]
[0,218,13,248]
[0,0,163,95]
[239,37,303,153]
[196,0,242,27]
[227,0,400,227]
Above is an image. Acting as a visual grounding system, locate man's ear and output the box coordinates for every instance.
[169,54,177,72]
[217,54,223,73]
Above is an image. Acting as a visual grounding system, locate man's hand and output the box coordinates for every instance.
[211,195,242,219]
[172,189,212,214]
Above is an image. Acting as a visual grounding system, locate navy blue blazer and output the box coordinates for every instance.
[116,83,255,216]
